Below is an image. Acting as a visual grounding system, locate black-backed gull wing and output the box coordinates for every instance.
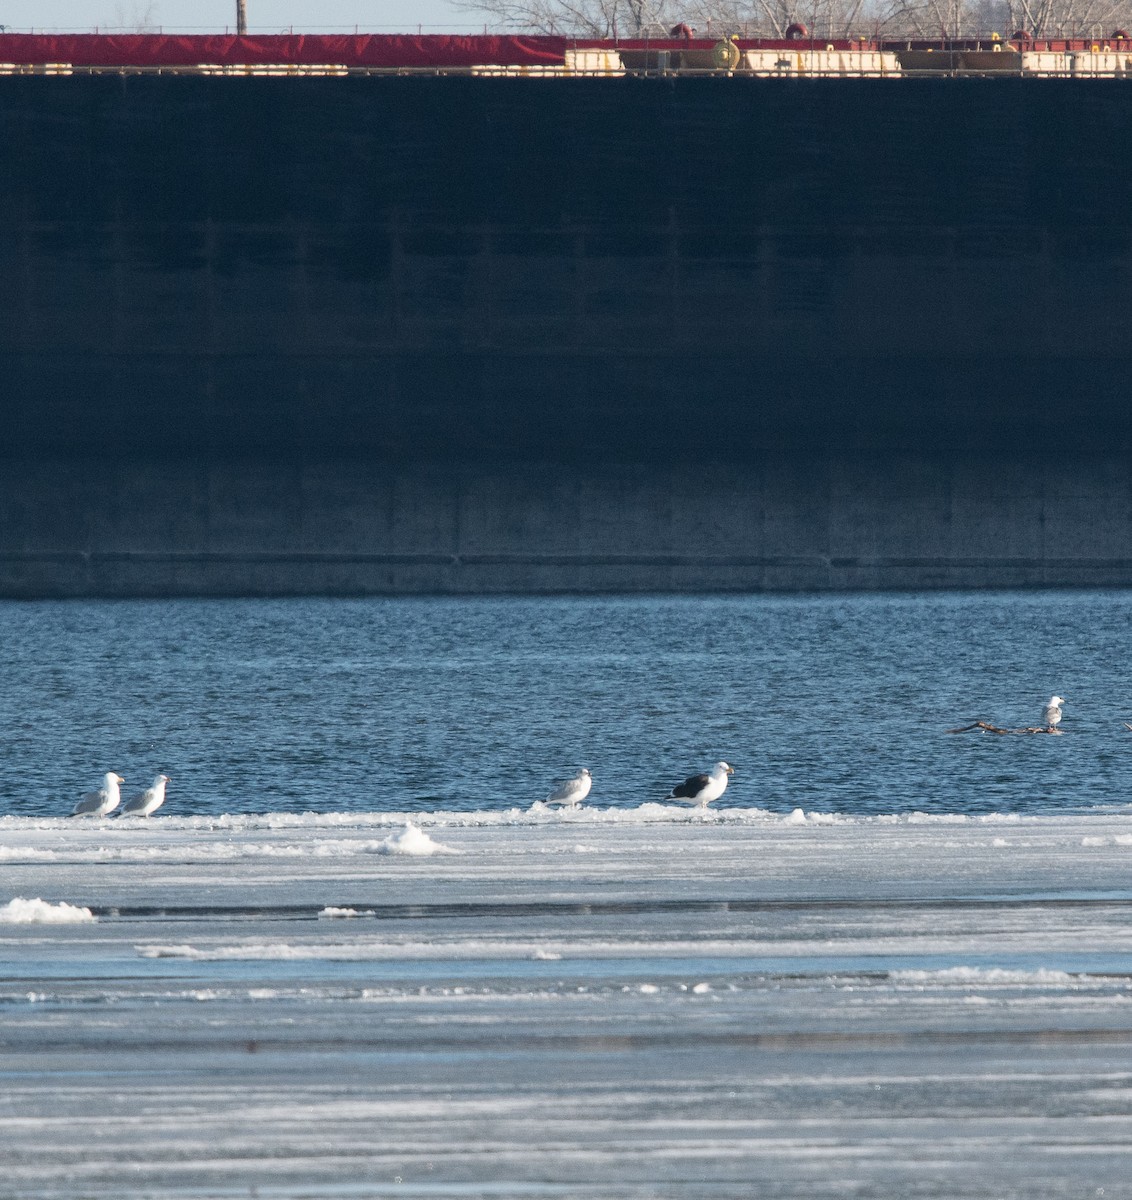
[670,773,710,800]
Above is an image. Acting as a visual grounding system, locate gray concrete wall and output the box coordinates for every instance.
[2,454,1130,596]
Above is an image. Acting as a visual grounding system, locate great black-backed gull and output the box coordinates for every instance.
[667,761,734,807]
[71,772,124,817]
[120,774,171,817]
[1042,696,1065,730]
[545,768,592,807]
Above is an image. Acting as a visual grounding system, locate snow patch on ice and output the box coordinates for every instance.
[891,966,1080,986]
[133,935,779,962]
[783,808,841,825]
[374,823,459,856]
[0,806,1121,837]
[136,938,587,962]
[0,846,57,862]
[139,943,311,961]
[0,897,95,924]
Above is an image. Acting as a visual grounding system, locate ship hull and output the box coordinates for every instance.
[2,75,1131,593]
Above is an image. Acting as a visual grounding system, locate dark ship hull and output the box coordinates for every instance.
[2,58,1132,594]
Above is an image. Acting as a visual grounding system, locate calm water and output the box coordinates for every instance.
[1,591,1131,818]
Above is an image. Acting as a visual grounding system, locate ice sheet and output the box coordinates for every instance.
[1,811,1131,1197]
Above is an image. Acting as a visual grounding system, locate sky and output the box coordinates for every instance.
[0,1,486,34]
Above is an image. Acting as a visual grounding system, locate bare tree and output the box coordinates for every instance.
[1002,0,1131,34]
[792,0,871,35]
[871,0,975,36]
[455,0,680,36]
[458,0,874,36]
[458,0,1132,35]
[873,0,1132,33]
[112,1,159,32]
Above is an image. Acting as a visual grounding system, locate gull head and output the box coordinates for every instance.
[716,761,734,776]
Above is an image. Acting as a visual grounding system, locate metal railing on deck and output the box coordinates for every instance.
[1,46,1131,78]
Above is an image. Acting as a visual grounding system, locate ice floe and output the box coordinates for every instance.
[375,822,458,856]
[0,896,95,923]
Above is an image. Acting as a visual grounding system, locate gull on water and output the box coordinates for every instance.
[667,761,734,808]
[120,774,171,817]
[1042,695,1065,731]
[545,768,592,807]
[71,772,125,817]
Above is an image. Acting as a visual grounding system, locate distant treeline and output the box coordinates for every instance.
[457,0,1132,41]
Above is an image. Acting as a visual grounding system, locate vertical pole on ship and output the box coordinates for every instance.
[237,0,247,35]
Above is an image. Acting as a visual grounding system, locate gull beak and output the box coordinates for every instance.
[727,765,735,774]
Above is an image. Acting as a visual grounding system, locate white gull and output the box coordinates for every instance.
[667,761,734,808]
[120,774,171,817]
[71,772,124,817]
[1042,696,1065,731]
[545,768,592,807]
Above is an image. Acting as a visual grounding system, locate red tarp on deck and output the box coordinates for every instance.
[2,31,1127,67]
[0,33,575,67]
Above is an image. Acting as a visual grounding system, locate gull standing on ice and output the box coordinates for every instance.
[71,772,125,817]
[545,768,592,807]
[1042,695,1065,731]
[120,774,171,817]
[667,761,734,808]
